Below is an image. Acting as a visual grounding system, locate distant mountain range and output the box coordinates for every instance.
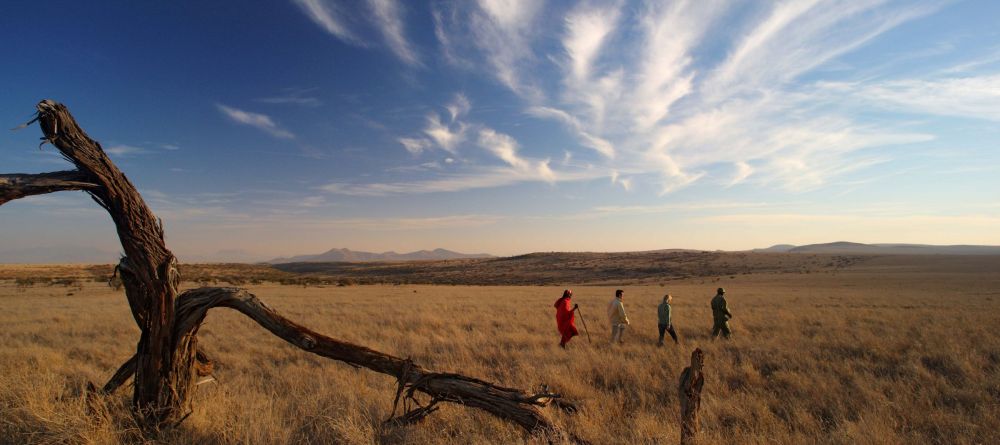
[753,241,1000,255]
[267,248,493,264]
[5,242,998,265]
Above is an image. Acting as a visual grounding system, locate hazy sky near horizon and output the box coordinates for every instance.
[1,0,999,261]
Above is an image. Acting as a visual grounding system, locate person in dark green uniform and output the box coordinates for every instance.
[710,287,732,339]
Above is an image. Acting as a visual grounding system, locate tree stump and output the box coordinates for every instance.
[678,348,705,444]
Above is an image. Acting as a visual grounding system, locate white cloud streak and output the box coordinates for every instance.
[434,0,544,98]
[703,0,941,99]
[446,93,471,122]
[321,165,604,196]
[840,74,1000,121]
[216,104,295,139]
[422,114,465,153]
[629,0,723,131]
[398,137,432,155]
[525,106,615,158]
[563,1,621,83]
[367,0,420,66]
[293,0,422,65]
[477,128,555,182]
[292,0,362,44]
[104,145,147,157]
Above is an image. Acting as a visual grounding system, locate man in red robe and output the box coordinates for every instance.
[554,289,579,348]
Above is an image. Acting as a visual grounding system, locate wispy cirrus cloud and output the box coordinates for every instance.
[385,94,569,193]
[477,127,555,182]
[292,0,363,44]
[401,94,472,155]
[702,0,941,99]
[525,106,615,158]
[398,137,432,155]
[367,0,420,66]
[422,113,465,153]
[293,0,420,65]
[320,171,527,196]
[834,74,1000,121]
[727,162,754,187]
[563,1,621,83]
[627,0,723,131]
[320,167,599,196]
[326,1,986,198]
[104,144,147,157]
[446,93,471,122]
[216,104,295,139]
[433,0,544,98]
[104,143,182,157]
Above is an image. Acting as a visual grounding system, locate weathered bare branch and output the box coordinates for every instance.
[0,170,98,205]
[95,286,571,438]
[172,287,567,436]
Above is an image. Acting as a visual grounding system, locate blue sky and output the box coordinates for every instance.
[1,0,998,262]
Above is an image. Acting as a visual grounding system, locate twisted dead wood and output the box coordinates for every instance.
[1,100,575,440]
[5,100,181,422]
[95,287,567,434]
[0,171,97,205]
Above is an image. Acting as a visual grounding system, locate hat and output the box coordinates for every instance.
[717,287,725,294]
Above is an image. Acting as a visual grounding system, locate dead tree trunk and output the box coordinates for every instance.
[1,100,574,440]
[678,348,704,445]
[10,100,183,424]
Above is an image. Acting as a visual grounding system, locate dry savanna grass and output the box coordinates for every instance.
[1,256,999,444]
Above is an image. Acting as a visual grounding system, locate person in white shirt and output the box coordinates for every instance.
[607,289,630,344]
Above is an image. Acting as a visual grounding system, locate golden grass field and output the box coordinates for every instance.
[1,255,999,444]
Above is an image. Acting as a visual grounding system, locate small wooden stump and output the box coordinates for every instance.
[678,348,705,444]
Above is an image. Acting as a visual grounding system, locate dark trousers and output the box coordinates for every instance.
[658,324,678,344]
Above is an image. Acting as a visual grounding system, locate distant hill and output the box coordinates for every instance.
[267,248,492,264]
[754,242,1000,255]
[754,244,797,253]
[273,249,878,285]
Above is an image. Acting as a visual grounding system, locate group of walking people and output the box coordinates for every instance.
[553,287,733,348]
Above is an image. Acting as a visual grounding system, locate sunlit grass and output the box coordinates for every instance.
[1,265,999,444]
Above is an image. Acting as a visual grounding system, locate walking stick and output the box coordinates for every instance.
[573,305,592,343]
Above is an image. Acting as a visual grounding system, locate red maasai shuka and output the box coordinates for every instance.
[554,296,579,345]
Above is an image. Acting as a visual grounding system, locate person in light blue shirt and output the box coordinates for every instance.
[657,294,679,346]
